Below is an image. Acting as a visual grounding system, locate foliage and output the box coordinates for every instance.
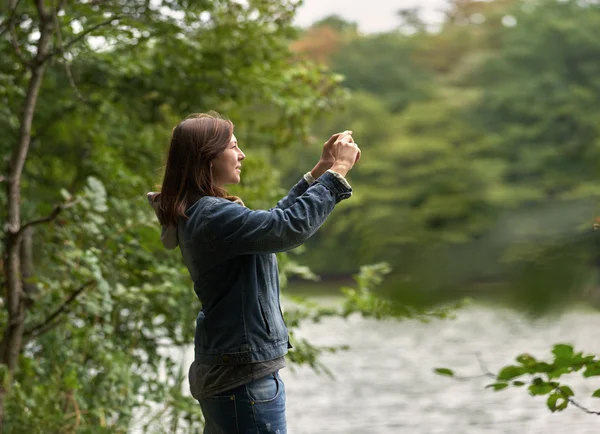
[3,0,600,428]
[284,262,463,376]
[285,0,600,417]
[436,343,600,415]
[283,0,600,293]
[330,33,432,113]
[471,0,600,202]
[0,0,348,432]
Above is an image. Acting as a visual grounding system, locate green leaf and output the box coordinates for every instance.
[552,344,574,360]
[548,366,570,379]
[583,362,600,378]
[497,365,525,381]
[486,382,509,391]
[64,370,79,390]
[529,382,555,396]
[516,354,537,366]
[533,362,554,374]
[558,385,574,397]
[434,368,454,377]
[60,188,73,201]
[547,393,559,411]
[592,388,600,398]
[512,381,526,387]
[547,392,569,412]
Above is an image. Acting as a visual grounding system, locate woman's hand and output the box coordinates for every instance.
[311,130,353,179]
[321,130,352,166]
[329,133,361,177]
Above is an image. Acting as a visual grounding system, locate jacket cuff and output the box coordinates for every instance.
[314,171,352,203]
[303,171,316,185]
[326,169,352,190]
[305,170,351,189]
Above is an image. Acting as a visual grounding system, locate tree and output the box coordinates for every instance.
[284,0,600,296]
[330,32,432,113]
[471,0,600,203]
[291,15,358,66]
[0,1,346,431]
[430,0,600,416]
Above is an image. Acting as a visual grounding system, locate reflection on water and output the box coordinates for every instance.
[283,304,600,434]
[178,303,600,433]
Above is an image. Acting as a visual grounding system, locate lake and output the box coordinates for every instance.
[139,299,600,433]
[278,303,600,433]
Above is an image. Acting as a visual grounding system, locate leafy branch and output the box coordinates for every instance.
[24,279,97,338]
[285,263,465,329]
[51,0,85,101]
[5,0,29,66]
[284,263,465,375]
[40,14,122,63]
[16,198,80,244]
[435,344,600,415]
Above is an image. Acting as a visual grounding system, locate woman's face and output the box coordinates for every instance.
[212,134,245,187]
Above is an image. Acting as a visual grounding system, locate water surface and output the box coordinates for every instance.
[279,304,600,433]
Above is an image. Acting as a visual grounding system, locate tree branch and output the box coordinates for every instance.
[24,280,96,338]
[20,226,38,303]
[476,352,495,378]
[17,198,80,240]
[51,0,85,101]
[565,393,600,416]
[41,15,121,62]
[22,318,63,340]
[33,0,49,22]
[10,18,29,66]
[57,0,68,12]
[1,0,22,30]
[475,355,600,416]
[2,0,55,380]
[4,0,29,66]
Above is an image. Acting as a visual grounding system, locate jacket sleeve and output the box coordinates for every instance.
[269,176,311,211]
[201,171,352,255]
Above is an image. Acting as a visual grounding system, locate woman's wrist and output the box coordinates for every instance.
[310,160,333,179]
[329,162,351,177]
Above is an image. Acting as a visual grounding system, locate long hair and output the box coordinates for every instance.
[154,112,235,227]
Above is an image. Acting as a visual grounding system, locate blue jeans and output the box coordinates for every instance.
[198,371,287,434]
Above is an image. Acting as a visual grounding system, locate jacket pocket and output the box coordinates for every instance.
[258,297,271,336]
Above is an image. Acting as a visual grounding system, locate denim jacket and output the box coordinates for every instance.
[148,171,352,365]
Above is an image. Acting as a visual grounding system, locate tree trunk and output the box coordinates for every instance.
[20,226,38,305]
[0,3,53,429]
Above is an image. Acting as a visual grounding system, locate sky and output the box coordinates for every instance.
[294,0,450,33]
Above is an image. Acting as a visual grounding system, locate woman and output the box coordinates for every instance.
[147,112,360,433]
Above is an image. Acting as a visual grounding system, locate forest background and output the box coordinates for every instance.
[2,0,600,432]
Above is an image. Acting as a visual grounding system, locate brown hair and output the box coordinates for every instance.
[154,112,235,227]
